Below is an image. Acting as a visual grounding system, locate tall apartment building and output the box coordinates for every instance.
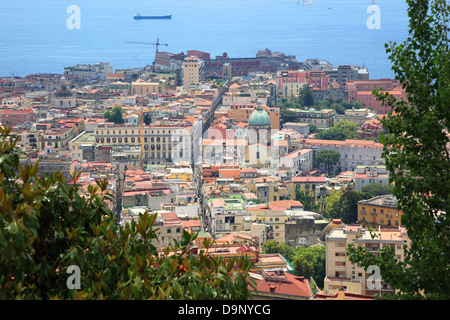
[222,62,232,80]
[182,56,205,91]
[324,223,410,296]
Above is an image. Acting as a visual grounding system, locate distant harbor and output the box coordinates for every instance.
[0,0,409,78]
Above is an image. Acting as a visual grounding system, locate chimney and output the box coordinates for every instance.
[269,284,276,293]
[337,287,346,300]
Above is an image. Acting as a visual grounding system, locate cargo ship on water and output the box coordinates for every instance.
[134,13,172,19]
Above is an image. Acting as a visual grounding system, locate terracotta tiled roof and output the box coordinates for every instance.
[270,200,303,209]
[251,271,312,298]
[180,219,201,229]
[212,199,226,207]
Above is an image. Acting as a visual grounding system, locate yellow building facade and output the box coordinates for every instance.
[357,195,403,228]
[93,124,192,164]
[286,176,327,199]
[131,81,165,95]
[248,209,288,244]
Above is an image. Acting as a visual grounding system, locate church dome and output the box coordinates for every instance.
[248,100,271,127]
[54,78,73,97]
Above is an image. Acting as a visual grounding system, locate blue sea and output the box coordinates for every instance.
[0,0,409,78]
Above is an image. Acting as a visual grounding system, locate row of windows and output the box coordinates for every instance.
[299,113,334,118]
[0,114,31,118]
[95,137,188,149]
[149,151,183,159]
[361,217,400,226]
[132,87,158,94]
[95,136,188,143]
[96,137,138,143]
[337,158,377,166]
[96,129,186,135]
[360,207,399,217]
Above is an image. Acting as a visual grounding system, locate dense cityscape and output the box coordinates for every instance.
[0,0,448,305]
[0,46,411,300]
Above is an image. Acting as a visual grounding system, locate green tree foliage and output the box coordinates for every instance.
[104,104,125,124]
[280,107,299,125]
[324,189,371,224]
[317,149,340,175]
[314,99,363,113]
[330,103,346,115]
[313,99,333,110]
[315,120,360,141]
[361,183,393,197]
[278,92,358,126]
[263,240,295,262]
[0,127,255,299]
[263,241,326,289]
[347,0,450,299]
[295,190,319,212]
[309,124,321,134]
[293,256,314,279]
[295,246,326,289]
[301,88,315,107]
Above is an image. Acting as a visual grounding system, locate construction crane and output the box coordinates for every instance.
[125,38,168,53]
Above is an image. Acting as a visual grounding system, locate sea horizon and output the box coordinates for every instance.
[0,0,409,78]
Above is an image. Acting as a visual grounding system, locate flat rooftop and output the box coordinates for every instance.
[71,131,95,144]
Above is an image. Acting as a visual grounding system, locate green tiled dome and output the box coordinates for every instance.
[248,102,271,127]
